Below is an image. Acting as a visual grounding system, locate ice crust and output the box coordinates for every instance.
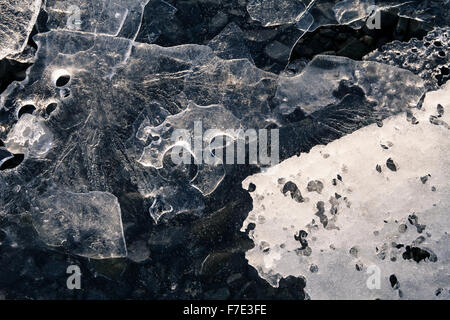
[241,83,450,299]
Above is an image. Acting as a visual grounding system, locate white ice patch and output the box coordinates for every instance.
[5,114,54,158]
[241,83,450,299]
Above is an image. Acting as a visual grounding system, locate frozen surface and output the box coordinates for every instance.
[32,191,127,259]
[241,83,450,299]
[0,0,42,60]
[365,27,450,90]
[0,0,449,299]
[275,55,425,117]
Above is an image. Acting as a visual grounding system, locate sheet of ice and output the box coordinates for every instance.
[0,0,42,60]
[247,0,309,27]
[45,0,149,39]
[32,191,127,259]
[0,29,278,230]
[275,55,426,117]
[135,0,177,44]
[241,83,450,299]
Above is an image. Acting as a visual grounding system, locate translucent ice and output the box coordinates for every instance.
[275,55,426,117]
[32,191,127,259]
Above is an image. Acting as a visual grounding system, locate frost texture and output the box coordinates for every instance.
[0,0,42,60]
[32,191,127,259]
[275,55,426,117]
[241,84,450,299]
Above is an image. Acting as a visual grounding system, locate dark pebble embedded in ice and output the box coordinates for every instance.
[307,180,324,194]
[294,230,309,250]
[408,214,426,233]
[398,224,408,233]
[282,181,304,203]
[349,246,358,258]
[402,246,437,263]
[386,158,398,171]
[420,174,431,184]
[437,104,444,117]
[314,201,328,228]
[389,274,400,289]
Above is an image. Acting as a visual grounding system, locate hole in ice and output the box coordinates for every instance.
[52,69,71,87]
[60,88,71,99]
[46,103,57,115]
[18,104,36,118]
[389,274,399,289]
[0,153,24,171]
